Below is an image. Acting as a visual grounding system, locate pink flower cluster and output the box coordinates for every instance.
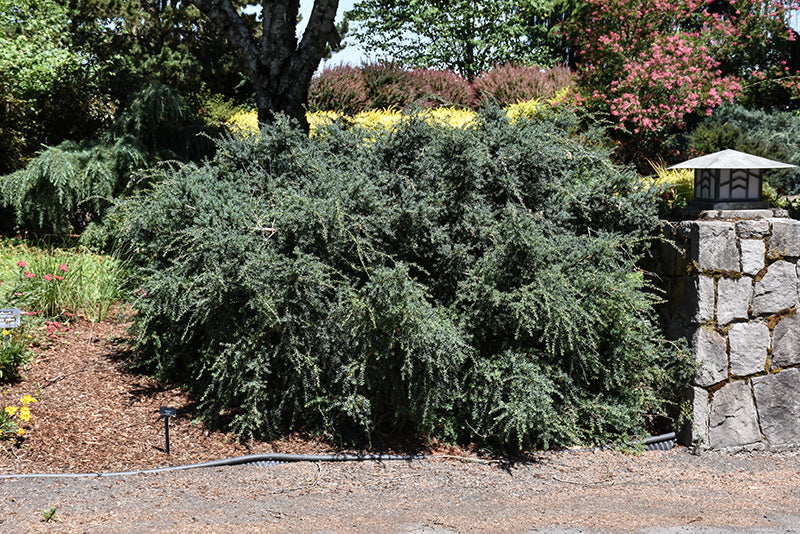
[15,261,68,281]
[562,0,800,135]
[606,35,742,132]
[44,320,69,338]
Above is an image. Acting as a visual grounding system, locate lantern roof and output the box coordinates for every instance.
[668,149,796,170]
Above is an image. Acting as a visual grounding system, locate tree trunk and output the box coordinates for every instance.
[191,0,339,131]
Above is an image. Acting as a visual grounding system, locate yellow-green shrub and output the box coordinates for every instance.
[648,161,694,200]
[227,97,568,137]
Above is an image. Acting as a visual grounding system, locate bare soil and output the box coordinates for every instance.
[1,313,800,533]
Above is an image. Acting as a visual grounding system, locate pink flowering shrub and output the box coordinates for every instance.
[563,0,799,139]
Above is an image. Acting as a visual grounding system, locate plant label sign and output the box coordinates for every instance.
[0,308,20,329]
[160,407,177,417]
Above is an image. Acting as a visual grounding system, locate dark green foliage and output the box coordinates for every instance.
[689,104,800,193]
[121,109,692,450]
[0,140,130,235]
[0,76,29,175]
[0,337,32,382]
[0,83,219,237]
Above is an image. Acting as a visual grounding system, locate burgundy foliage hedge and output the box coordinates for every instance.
[308,62,574,114]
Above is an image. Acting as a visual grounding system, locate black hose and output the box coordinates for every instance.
[0,434,678,479]
[644,432,676,451]
[0,453,424,480]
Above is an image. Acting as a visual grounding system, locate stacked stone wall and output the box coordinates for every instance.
[656,213,800,450]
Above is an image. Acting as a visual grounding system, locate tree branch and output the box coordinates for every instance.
[262,0,301,70]
[296,0,339,80]
[190,0,261,76]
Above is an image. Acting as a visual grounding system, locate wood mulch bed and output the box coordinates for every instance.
[0,310,465,476]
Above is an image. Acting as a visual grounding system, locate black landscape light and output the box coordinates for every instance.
[160,407,177,454]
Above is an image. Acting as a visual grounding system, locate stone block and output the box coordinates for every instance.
[728,322,769,376]
[716,277,751,325]
[709,380,762,449]
[772,312,800,369]
[752,368,800,448]
[690,221,739,271]
[751,260,798,316]
[670,276,714,325]
[686,386,710,447]
[700,210,775,220]
[692,328,728,387]
[739,239,765,276]
[695,275,715,324]
[769,218,800,258]
[736,220,770,239]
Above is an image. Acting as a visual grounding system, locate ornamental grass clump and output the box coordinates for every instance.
[6,257,80,318]
[1,246,128,322]
[122,107,693,451]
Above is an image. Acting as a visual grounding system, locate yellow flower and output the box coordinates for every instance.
[20,395,37,406]
[2,329,9,336]
[18,406,31,422]
[5,406,17,417]
[16,427,24,436]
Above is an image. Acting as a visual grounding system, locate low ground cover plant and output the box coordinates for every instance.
[0,333,33,382]
[1,393,36,441]
[121,108,693,451]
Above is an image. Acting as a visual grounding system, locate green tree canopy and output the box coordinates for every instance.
[0,0,92,172]
[66,0,254,106]
[346,0,573,79]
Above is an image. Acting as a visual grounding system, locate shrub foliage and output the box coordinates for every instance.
[308,62,573,115]
[120,109,691,450]
[0,83,219,237]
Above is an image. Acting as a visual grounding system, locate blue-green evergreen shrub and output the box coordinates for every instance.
[120,109,692,450]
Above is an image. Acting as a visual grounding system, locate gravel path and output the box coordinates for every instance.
[2,448,799,533]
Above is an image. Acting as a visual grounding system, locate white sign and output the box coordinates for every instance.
[0,308,20,329]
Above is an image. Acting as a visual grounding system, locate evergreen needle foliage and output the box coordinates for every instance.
[121,108,693,451]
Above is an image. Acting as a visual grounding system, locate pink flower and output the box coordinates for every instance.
[58,264,68,272]
[54,275,64,281]
[24,271,35,279]
[16,260,27,267]
[44,274,53,281]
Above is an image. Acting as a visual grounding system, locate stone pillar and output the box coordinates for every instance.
[657,210,800,451]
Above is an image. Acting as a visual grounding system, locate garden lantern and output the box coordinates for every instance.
[669,149,796,210]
